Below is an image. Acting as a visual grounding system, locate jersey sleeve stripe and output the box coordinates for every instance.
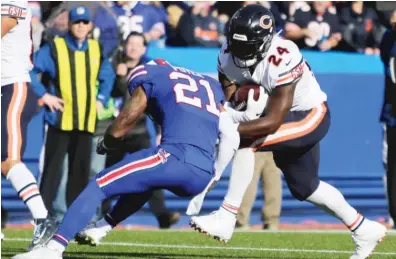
[276,74,293,84]
[1,5,27,19]
[275,58,305,86]
[126,65,145,83]
[129,65,145,76]
[278,58,304,78]
[128,71,147,84]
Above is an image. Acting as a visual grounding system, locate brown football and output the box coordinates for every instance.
[232,84,260,111]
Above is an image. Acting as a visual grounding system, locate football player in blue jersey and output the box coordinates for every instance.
[11,59,266,259]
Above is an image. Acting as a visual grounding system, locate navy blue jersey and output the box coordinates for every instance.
[289,7,341,50]
[127,59,225,172]
[111,2,165,40]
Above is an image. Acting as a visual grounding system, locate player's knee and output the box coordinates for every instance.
[1,160,22,176]
[288,179,320,201]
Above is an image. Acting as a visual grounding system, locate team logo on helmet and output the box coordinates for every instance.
[259,15,272,29]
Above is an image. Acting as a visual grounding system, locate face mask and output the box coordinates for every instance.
[233,56,259,68]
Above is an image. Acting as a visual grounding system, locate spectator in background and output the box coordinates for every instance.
[112,1,165,43]
[173,1,225,47]
[276,1,311,20]
[340,1,383,54]
[285,1,342,51]
[380,9,396,229]
[42,7,69,43]
[106,32,180,228]
[236,152,282,230]
[29,2,45,52]
[92,2,119,57]
[165,3,185,45]
[93,1,166,56]
[30,6,115,215]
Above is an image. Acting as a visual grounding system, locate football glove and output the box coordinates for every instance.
[244,87,268,120]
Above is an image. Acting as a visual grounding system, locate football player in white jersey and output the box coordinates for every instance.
[1,0,57,250]
[190,5,387,259]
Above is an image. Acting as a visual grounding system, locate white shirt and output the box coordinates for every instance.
[218,35,327,111]
[1,1,32,86]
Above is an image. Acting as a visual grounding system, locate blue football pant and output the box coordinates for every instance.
[52,147,212,246]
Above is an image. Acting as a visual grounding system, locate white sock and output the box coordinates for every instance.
[307,181,365,232]
[6,163,48,219]
[47,239,65,253]
[221,148,255,215]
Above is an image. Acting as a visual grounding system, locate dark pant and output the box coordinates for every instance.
[1,83,38,162]
[40,126,92,213]
[387,125,396,224]
[255,103,330,201]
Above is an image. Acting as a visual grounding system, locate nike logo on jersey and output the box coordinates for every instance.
[285,60,291,66]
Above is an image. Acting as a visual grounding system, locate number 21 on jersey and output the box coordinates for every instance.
[170,72,220,116]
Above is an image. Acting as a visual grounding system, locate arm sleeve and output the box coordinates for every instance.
[97,57,116,105]
[270,42,304,88]
[1,1,27,20]
[214,112,240,180]
[127,65,154,98]
[29,44,56,98]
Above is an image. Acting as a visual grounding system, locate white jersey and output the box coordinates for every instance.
[1,1,32,86]
[218,35,327,111]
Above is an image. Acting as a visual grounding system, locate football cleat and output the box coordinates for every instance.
[75,220,112,246]
[349,219,387,259]
[190,210,236,243]
[27,216,58,251]
[12,246,62,259]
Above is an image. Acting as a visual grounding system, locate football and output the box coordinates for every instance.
[232,83,261,111]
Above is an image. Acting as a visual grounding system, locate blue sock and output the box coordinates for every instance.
[52,180,106,247]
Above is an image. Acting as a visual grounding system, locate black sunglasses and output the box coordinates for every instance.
[73,20,90,25]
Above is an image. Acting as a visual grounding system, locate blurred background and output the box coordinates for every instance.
[1,0,396,231]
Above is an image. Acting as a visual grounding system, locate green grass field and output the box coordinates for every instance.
[2,229,396,259]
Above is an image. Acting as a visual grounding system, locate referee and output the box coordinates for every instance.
[30,6,115,212]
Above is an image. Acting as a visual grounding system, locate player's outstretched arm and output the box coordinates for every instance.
[238,82,296,138]
[98,86,147,154]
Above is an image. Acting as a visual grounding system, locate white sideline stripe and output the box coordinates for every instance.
[118,228,396,236]
[4,238,396,256]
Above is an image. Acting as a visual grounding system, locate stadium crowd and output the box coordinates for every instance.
[2,1,395,231]
[32,1,394,54]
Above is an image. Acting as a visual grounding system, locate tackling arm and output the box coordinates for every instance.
[238,82,296,138]
[98,86,147,153]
